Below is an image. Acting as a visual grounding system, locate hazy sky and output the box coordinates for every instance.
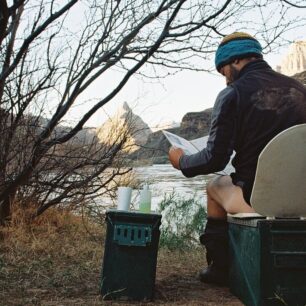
[62,4,306,129]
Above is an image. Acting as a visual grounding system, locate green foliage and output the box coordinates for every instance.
[158,192,207,251]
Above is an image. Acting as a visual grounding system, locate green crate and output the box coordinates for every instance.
[228,217,306,306]
[100,209,162,301]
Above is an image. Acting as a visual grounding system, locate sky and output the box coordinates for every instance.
[62,3,306,130]
[82,68,225,128]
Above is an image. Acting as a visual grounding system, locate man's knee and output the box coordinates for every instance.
[206,175,254,214]
[206,176,229,196]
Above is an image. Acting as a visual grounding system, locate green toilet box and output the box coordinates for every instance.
[100,209,162,301]
[228,217,306,306]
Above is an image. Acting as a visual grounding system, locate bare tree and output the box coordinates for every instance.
[0,1,8,46]
[14,119,135,218]
[0,0,305,223]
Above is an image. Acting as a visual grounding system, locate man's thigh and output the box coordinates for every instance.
[208,175,255,214]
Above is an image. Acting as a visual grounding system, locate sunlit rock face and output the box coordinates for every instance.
[96,102,152,152]
[276,41,306,76]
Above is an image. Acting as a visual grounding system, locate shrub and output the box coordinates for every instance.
[158,192,207,250]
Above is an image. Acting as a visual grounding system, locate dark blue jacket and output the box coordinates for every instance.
[179,60,306,203]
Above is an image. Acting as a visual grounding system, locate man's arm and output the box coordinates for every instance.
[178,86,237,177]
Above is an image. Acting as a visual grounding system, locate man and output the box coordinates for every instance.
[168,32,306,286]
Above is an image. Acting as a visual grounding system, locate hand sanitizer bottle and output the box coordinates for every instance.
[139,184,151,213]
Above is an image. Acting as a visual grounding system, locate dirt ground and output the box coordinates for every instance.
[152,250,244,306]
[0,212,243,306]
[0,263,243,306]
[0,247,243,306]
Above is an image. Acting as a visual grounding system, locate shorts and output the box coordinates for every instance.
[230,174,253,205]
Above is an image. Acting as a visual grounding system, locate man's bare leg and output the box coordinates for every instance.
[206,175,255,218]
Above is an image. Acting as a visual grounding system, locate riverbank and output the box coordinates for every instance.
[0,209,242,305]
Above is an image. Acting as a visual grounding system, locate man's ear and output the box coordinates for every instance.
[232,58,244,70]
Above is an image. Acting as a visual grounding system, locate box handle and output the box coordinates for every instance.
[113,224,152,247]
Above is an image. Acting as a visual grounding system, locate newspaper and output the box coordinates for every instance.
[162,130,208,155]
[163,130,233,175]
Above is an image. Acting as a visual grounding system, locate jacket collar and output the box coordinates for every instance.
[238,59,272,79]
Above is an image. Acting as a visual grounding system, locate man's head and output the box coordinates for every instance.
[215,32,263,84]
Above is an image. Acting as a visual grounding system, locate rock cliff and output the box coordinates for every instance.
[96,102,152,152]
[130,108,212,163]
[276,41,306,76]
[181,109,212,131]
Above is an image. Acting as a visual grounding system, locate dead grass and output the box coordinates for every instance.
[0,208,243,306]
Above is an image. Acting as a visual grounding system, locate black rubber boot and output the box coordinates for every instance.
[198,218,229,286]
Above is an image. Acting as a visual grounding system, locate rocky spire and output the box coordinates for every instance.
[276,41,306,76]
[96,102,152,152]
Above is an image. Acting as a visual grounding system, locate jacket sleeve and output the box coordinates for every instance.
[179,86,237,177]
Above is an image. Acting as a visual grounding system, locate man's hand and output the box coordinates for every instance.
[168,147,184,170]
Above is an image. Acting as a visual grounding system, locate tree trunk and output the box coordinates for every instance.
[0,189,16,225]
[0,0,8,46]
[0,200,11,225]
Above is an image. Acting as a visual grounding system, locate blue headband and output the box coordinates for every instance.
[215,38,263,71]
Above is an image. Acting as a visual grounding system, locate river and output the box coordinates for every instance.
[100,163,234,212]
[131,164,214,211]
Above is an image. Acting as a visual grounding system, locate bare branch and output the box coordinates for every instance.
[281,0,306,8]
[0,0,79,82]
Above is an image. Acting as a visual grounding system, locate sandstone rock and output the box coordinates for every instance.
[96,102,152,152]
[276,41,306,76]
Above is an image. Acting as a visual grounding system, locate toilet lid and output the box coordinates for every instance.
[250,124,306,218]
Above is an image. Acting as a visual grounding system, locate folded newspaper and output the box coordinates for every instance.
[162,130,208,155]
[163,130,233,175]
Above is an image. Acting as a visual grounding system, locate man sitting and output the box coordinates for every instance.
[168,32,306,286]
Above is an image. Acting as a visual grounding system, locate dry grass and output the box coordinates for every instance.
[0,208,243,306]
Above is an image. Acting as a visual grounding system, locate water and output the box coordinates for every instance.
[97,163,233,211]
[93,164,210,212]
[133,164,214,210]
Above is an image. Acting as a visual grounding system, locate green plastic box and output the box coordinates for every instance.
[228,217,306,306]
[100,209,162,301]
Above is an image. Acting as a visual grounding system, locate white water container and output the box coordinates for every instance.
[117,187,132,211]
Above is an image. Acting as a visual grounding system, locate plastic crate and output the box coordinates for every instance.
[228,217,306,306]
[100,209,162,301]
